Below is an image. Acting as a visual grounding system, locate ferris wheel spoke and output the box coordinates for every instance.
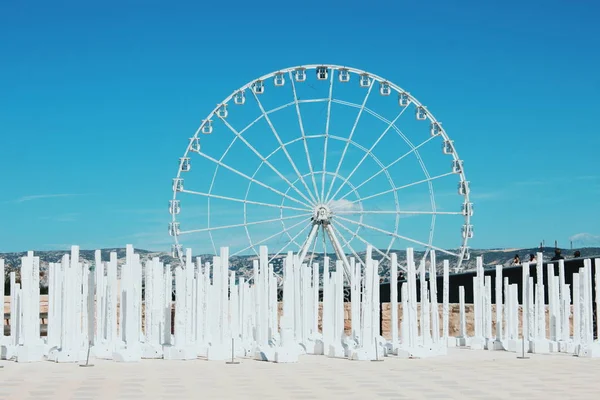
[320,71,335,202]
[196,152,312,209]
[250,88,318,206]
[181,189,311,212]
[328,99,437,205]
[324,80,375,203]
[268,223,313,264]
[348,171,455,205]
[335,210,462,216]
[335,134,437,203]
[289,72,321,203]
[179,213,311,235]
[226,99,328,142]
[232,217,309,256]
[335,215,458,257]
[218,117,315,206]
[333,220,391,263]
[326,107,407,203]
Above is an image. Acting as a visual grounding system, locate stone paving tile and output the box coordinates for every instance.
[1,349,600,399]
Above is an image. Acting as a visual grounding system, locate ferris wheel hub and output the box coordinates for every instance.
[312,204,332,224]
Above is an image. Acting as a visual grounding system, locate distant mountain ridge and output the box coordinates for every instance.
[2,247,599,284]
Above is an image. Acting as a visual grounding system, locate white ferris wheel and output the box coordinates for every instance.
[169,64,473,276]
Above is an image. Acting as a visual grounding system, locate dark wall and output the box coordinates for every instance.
[379,257,599,305]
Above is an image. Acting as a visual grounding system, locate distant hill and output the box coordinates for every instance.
[2,246,598,286]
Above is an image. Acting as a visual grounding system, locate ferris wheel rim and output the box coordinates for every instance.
[171,64,473,268]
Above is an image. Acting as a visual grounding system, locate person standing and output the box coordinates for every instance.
[551,248,564,261]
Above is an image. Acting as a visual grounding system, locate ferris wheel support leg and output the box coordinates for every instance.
[324,223,351,282]
[298,224,319,266]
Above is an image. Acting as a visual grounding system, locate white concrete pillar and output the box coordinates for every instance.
[94,251,104,345]
[372,259,381,338]
[458,286,466,339]
[535,252,545,340]
[503,277,509,340]
[547,263,556,341]
[522,262,530,340]
[419,259,428,344]
[485,275,492,340]
[312,261,319,339]
[527,277,535,341]
[401,283,408,344]
[442,260,449,342]
[473,276,480,338]
[573,273,580,345]
[495,265,503,341]
[406,248,418,349]
[390,253,398,345]
[429,251,439,343]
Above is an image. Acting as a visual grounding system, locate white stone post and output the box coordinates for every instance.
[522,262,530,341]
[401,283,408,345]
[16,252,44,362]
[322,256,331,350]
[573,273,580,346]
[485,275,492,341]
[327,261,344,358]
[458,286,466,345]
[94,251,104,346]
[390,253,398,346]
[429,251,439,344]
[473,277,480,337]
[558,260,568,343]
[292,256,302,343]
[9,272,18,349]
[472,256,484,348]
[535,252,545,340]
[419,259,429,344]
[547,263,556,342]
[503,277,509,341]
[108,252,118,349]
[442,260,449,344]
[372,259,381,339]
[527,277,535,341]
[495,265,503,343]
[552,276,562,343]
[510,284,519,339]
[407,248,418,349]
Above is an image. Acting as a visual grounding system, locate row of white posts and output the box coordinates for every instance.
[457,252,600,356]
[1,246,599,363]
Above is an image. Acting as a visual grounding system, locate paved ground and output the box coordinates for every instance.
[1,348,599,399]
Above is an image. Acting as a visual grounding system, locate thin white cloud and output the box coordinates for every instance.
[329,198,360,212]
[39,213,80,222]
[569,232,600,246]
[470,191,504,201]
[14,194,81,203]
[514,180,547,186]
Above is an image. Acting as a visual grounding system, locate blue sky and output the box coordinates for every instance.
[1,0,599,254]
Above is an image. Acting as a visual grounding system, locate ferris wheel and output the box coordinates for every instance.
[169,64,473,276]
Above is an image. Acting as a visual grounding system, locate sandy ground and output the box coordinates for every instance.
[1,348,599,399]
